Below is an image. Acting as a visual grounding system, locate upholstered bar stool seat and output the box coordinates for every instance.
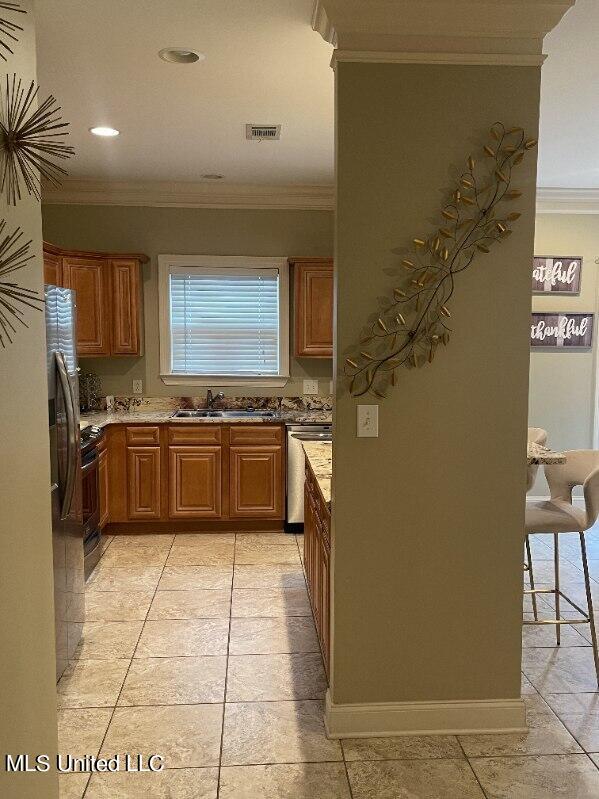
[526,500,586,533]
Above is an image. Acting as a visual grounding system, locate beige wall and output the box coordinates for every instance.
[529,214,599,495]
[41,205,334,397]
[332,62,541,706]
[0,2,59,797]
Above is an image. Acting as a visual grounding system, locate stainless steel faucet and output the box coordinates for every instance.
[206,389,225,409]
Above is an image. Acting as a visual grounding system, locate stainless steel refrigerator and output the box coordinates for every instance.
[46,285,84,682]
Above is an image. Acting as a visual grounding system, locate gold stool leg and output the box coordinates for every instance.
[554,533,561,645]
[580,531,599,687]
[525,534,539,621]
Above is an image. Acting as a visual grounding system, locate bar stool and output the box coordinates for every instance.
[525,427,547,620]
[525,450,599,685]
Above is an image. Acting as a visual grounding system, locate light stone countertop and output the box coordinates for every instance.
[527,441,566,466]
[302,441,332,508]
[80,409,332,430]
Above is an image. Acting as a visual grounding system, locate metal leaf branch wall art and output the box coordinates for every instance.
[0,2,25,61]
[0,218,43,347]
[344,122,537,398]
[0,73,74,205]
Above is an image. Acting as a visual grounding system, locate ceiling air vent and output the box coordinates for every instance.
[246,124,281,141]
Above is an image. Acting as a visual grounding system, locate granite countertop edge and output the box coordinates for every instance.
[302,440,332,509]
[80,410,333,430]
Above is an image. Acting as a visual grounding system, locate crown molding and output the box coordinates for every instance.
[536,188,599,215]
[41,180,335,211]
[333,50,546,67]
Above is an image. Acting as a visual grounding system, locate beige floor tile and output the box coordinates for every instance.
[167,544,234,566]
[221,700,342,765]
[347,759,485,799]
[148,589,231,619]
[57,659,129,708]
[470,754,599,798]
[522,647,599,693]
[342,734,463,761]
[544,692,599,752]
[232,588,311,617]
[100,535,113,553]
[119,656,227,705]
[219,763,351,798]
[100,704,223,768]
[234,543,301,565]
[459,696,581,757]
[135,619,229,657]
[99,546,169,568]
[522,673,538,695]
[158,565,232,590]
[86,767,218,799]
[522,613,589,648]
[73,621,143,660]
[86,565,163,592]
[85,591,154,622]
[590,753,599,766]
[226,652,327,701]
[108,534,174,549]
[59,773,90,799]
[229,617,319,655]
[233,564,306,590]
[173,533,235,546]
[58,708,112,758]
[235,533,297,546]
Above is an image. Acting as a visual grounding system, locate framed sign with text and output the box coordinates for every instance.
[532,256,582,294]
[531,312,594,349]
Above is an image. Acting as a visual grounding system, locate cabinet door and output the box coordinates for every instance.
[294,261,334,357]
[319,536,331,677]
[44,251,62,285]
[169,446,222,518]
[112,259,141,355]
[229,446,283,518]
[127,446,161,519]
[62,258,111,356]
[98,447,109,528]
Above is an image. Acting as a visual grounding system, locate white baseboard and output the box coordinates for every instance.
[324,689,526,738]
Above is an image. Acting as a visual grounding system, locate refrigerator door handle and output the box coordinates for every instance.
[55,351,78,520]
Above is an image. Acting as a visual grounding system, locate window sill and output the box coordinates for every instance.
[161,374,290,388]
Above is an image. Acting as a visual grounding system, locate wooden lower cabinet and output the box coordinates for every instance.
[169,446,222,518]
[304,461,331,678]
[98,445,109,528]
[127,446,161,519]
[230,446,283,518]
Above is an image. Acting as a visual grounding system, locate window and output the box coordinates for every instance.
[158,255,289,386]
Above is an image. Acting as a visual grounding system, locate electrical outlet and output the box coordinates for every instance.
[105,395,114,411]
[303,380,318,395]
[132,380,143,395]
[357,404,378,437]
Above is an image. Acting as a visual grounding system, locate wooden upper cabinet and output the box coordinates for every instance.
[229,446,283,518]
[62,257,111,356]
[169,446,222,518]
[112,259,141,355]
[43,243,147,358]
[292,257,334,358]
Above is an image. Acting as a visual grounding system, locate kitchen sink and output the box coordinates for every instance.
[172,409,276,419]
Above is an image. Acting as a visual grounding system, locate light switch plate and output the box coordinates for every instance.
[132,379,143,395]
[303,380,318,395]
[357,404,378,437]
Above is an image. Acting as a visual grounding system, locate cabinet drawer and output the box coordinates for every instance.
[126,426,160,446]
[229,425,283,446]
[168,425,222,446]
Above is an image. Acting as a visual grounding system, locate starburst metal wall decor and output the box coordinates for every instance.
[0,74,74,205]
[344,122,538,398]
[0,219,43,347]
[0,2,26,61]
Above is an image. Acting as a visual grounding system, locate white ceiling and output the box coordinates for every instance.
[35,0,598,190]
[35,0,334,185]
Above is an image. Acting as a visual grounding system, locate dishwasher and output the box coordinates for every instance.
[286,424,332,530]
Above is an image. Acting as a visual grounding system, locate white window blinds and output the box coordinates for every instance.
[169,267,280,376]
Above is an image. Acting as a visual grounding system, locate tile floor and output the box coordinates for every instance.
[56,530,599,798]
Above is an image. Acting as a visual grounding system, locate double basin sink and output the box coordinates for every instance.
[172,409,276,419]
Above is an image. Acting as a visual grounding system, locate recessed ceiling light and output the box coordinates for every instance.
[158,47,205,64]
[89,126,119,137]
[202,173,224,180]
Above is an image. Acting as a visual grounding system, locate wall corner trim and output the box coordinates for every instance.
[324,690,527,738]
